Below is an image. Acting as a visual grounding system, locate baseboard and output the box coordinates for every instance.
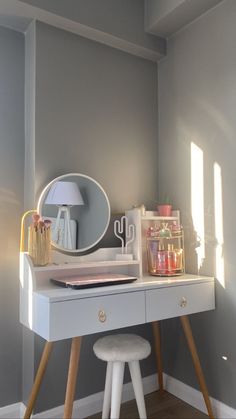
[164,373,236,419]
[0,402,23,418]
[32,374,158,419]
[1,373,236,419]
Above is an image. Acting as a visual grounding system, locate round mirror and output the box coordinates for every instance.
[37,173,111,253]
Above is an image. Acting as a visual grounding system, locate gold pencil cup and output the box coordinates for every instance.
[28,225,51,266]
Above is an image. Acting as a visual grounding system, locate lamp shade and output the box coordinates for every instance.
[45,181,84,206]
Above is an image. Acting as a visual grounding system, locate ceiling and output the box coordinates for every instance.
[0,0,224,38]
[0,15,31,32]
[145,0,224,38]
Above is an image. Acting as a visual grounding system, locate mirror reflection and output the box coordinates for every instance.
[38,173,110,253]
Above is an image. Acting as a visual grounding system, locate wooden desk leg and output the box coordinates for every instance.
[180,315,214,419]
[152,321,164,393]
[24,341,53,419]
[63,336,82,419]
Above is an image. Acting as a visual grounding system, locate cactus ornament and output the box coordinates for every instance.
[114,216,135,260]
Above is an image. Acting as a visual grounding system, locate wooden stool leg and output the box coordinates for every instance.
[180,315,214,419]
[63,336,82,419]
[152,321,164,392]
[24,341,53,419]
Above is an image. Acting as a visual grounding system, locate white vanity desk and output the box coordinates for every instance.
[21,176,215,419]
[20,248,215,419]
[20,251,214,341]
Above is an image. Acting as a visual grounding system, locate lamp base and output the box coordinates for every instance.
[55,205,73,249]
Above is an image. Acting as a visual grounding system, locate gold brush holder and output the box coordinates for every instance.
[20,210,51,266]
[28,225,51,266]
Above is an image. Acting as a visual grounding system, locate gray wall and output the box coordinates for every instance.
[0,26,24,406]
[32,21,158,412]
[3,0,233,411]
[34,22,158,212]
[158,0,236,409]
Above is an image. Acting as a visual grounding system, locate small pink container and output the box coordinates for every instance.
[157,204,172,217]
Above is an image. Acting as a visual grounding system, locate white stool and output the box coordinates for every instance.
[93,333,151,419]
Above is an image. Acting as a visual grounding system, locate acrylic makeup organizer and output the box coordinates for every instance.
[125,209,185,277]
[146,220,184,276]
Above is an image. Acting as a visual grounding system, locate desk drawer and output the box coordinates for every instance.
[49,291,145,341]
[146,282,215,322]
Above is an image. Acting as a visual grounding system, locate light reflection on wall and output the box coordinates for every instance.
[214,162,225,288]
[28,270,33,329]
[19,253,33,328]
[191,142,205,271]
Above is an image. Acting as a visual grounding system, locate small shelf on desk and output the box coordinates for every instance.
[141,216,179,221]
[33,259,140,272]
[140,210,179,222]
[20,252,141,293]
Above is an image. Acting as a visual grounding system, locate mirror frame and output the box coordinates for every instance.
[37,173,111,254]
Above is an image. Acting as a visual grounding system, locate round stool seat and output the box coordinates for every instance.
[93,333,151,362]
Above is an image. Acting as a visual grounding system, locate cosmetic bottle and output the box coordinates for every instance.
[175,248,183,272]
[156,244,167,274]
[166,244,176,274]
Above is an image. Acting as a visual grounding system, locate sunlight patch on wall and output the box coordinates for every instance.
[191,142,205,271]
[214,162,225,288]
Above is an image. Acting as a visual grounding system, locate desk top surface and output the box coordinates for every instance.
[36,274,214,302]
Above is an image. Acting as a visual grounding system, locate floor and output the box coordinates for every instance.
[87,390,207,418]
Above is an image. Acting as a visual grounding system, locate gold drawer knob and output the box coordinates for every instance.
[179,297,187,308]
[98,309,107,323]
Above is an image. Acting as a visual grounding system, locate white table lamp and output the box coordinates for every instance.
[45,181,84,249]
